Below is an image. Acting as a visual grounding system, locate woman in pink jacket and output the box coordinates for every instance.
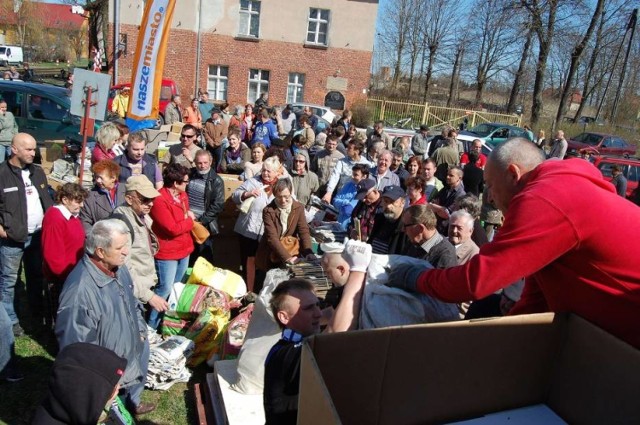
[148,163,194,329]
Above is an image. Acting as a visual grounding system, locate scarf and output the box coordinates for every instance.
[277,203,292,237]
[226,146,243,163]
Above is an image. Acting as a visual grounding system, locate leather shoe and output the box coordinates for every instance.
[133,402,156,416]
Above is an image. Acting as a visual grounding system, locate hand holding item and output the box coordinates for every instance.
[342,239,372,273]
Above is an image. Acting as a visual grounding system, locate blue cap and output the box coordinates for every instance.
[355,179,376,201]
[381,185,405,201]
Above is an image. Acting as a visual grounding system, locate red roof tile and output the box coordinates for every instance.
[0,2,84,29]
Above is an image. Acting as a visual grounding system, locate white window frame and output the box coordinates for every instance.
[287,73,305,103]
[207,65,229,101]
[247,69,269,103]
[239,0,260,38]
[307,8,330,46]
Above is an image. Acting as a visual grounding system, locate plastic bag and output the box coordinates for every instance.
[185,307,230,367]
[186,257,247,298]
[220,304,254,361]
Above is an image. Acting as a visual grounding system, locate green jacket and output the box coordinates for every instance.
[0,111,18,144]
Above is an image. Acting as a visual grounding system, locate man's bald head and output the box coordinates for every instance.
[10,133,37,167]
[484,138,545,213]
[321,253,350,286]
[488,137,545,173]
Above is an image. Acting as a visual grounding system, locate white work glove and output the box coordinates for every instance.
[342,239,372,273]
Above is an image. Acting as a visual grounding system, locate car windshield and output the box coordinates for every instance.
[572,133,601,146]
[467,123,498,137]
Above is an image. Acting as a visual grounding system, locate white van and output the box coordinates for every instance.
[0,46,24,67]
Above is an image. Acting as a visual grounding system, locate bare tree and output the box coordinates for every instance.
[507,26,534,113]
[520,0,561,125]
[470,0,515,106]
[420,0,459,101]
[447,41,465,106]
[406,0,425,95]
[378,0,413,90]
[553,0,605,129]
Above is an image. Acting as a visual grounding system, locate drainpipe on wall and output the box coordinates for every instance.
[113,0,120,85]
[194,0,202,98]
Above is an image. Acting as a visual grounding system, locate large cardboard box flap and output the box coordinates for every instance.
[299,313,640,425]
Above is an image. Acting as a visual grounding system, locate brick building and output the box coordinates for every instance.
[109,0,378,109]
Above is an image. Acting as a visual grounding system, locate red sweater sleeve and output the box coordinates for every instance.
[416,192,579,304]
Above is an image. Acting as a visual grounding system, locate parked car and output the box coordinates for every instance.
[291,103,336,129]
[0,80,97,144]
[567,132,635,157]
[593,155,639,199]
[107,78,178,125]
[457,123,532,147]
[0,45,24,66]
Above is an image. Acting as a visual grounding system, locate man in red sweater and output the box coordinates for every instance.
[377,137,640,348]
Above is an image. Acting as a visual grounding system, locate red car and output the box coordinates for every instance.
[567,132,636,157]
[107,78,178,125]
[593,155,639,199]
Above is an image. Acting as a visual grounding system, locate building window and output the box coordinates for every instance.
[207,65,228,101]
[287,73,305,103]
[248,69,269,103]
[307,8,329,46]
[239,0,260,38]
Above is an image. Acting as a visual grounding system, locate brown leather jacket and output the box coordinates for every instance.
[255,200,313,271]
[203,118,229,148]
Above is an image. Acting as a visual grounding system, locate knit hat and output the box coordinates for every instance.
[31,343,127,425]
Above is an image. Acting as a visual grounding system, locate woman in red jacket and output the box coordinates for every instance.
[41,182,88,323]
[148,163,194,329]
[91,122,120,164]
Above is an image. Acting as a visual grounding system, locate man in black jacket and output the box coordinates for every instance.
[402,204,457,269]
[0,133,53,334]
[187,149,225,265]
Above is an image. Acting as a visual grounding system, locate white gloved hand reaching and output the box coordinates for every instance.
[342,239,372,273]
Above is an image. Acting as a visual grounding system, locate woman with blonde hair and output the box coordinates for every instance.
[232,156,287,280]
[91,122,121,164]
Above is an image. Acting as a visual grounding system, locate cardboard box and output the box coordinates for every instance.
[218,173,243,220]
[299,313,640,425]
[171,122,185,133]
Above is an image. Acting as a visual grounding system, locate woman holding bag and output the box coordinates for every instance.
[232,156,286,282]
[148,163,195,329]
[255,178,314,289]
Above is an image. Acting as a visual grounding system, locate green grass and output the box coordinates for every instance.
[0,281,207,425]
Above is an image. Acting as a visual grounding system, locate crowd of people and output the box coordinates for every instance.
[0,89,639,424]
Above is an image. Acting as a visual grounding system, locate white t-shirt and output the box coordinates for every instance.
[22,169,44,233]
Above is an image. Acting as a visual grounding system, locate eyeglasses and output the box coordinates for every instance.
[136,195,154,205]
[180,134,196,139]
[182,178,190,183]
[402,222,420,231]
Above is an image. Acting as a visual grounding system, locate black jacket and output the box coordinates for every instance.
[0,161,53,242]
[191,168,225,233]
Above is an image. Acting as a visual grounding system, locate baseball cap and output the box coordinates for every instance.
[125,175,160,198]
[355,179,376,201]
[381,185,405,201]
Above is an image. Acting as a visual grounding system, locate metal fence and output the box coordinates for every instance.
[366,96,522,130]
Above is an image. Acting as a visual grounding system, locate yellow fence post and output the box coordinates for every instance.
[421,102,429,126]
[380,100,386,122]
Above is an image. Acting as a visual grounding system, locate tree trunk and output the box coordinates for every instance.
[422,45,437,102]
[530,0,559,126]
[507,29,533,113]
[447,45,463,107]
[554,0,605,130]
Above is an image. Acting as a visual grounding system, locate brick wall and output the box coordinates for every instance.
[108,23,371,109]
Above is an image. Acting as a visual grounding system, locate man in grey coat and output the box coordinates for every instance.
[0,100,18,162]
[56,219,156,417]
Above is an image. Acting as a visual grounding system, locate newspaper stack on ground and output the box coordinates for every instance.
[146,335,195,390]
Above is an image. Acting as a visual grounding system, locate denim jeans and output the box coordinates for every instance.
[0,145,10,163]
[0,303,14,373]
[120,340,150,409]
[148,256,189,329]
[0,231,44,325]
